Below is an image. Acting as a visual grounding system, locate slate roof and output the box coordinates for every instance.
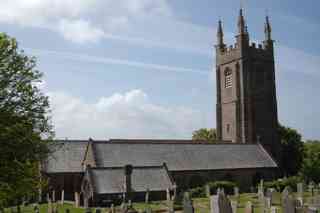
[93,141,277,171]
[88,166,174,194]
[42,141,90,173]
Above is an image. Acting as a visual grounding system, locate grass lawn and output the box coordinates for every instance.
[4,192,314,213]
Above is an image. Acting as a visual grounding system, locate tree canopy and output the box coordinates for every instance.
[301,140,320,183]
[0,33,53,207]
[192,128,217,143]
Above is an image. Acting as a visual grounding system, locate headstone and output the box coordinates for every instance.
[47,200,53,213]
[244,201,253,213]
[183,192,194,213]
[258,187,264,204]
[61,190,65,204]
[95,208,102,213]
[296,197,303,207]
[65,209,70,213]
[167,200,175,213]
[309,183,315,196]
[307,207,318,213]
[167,188,171,201]
[110,204,115,213]
[85,208,92,213]
[297,183,304,197]
[265,197,271,209]
[145,189,150,203]
[270,207,278,213]
[231,200,237,213]
[282,196,296,213]
[34,205,40,213]
[210,192,232,213]
[206,184,211,197]
[145,207,152,213]
[233,187,239,198]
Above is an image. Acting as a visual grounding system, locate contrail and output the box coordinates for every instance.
[25,48,212,75]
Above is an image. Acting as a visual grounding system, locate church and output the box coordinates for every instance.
[41,9,281,207]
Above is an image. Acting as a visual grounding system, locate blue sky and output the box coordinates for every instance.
[1,0,319,140]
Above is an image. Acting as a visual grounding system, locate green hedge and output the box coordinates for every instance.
[264,176,303,192]
[189,181,237,198]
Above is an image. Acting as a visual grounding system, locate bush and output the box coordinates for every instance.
[189,187,206,198]
[264,176,303,192]
[207,181,237,195]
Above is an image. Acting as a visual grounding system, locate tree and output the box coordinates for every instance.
[192,128,217,143]
[0,33,53,207]
[300,140,320,183]
[278,125,304,176]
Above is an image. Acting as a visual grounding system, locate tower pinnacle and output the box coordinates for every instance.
[264,16,272,41]
[217,20,225,49]
[238,8,246,35]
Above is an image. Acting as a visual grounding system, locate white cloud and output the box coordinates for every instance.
[0,0,172,43]
[57,19,104,44]
[49,89,208,139]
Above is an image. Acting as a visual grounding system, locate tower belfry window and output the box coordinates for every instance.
[225,69,232,88]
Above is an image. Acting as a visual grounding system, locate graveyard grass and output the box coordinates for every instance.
[5,192,314,213]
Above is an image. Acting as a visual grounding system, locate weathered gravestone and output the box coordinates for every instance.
[183,192,194,213]
[145,189,150,203]
[206,184,211,197]
[47,200,53,213]
[282,195,296,213]
[265,197,271,209]
[258,187,265,205]
[233,187,239,198]
[297,183,304,197]
[231,200,238,213]
[244,201,253,213]
[85,208,92,213]
[282,186,291,202]
[309,183,315,196]
[65,209,70,213]
[167,200,175,213]
[145,207,152,213]
[307,207,318,213]
[266,188,275,205]
[270,207,278,213]
[95,208,102,213]
[110,204,115,213]
[210,192,232,213]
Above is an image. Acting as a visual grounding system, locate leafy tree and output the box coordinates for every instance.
[278,125,304,176]
[0,33,53,207]
[300,141,320,182]
[192,128,217,143]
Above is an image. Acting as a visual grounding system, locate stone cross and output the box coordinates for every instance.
[244,201,253,213]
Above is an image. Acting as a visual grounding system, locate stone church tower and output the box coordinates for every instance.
[215,9,280,160]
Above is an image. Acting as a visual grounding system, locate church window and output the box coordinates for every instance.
[226,124,230,133]
[225,69,232,88]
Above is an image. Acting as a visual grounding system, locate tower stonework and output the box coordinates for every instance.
[216,9,280,160]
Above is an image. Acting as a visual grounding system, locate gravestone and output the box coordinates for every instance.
[244,201,253,213]
[145,207,152,213]
[283,196,296,213]
[231,200,237,213]
[210,192,232,213]
[85,208,92,213]
[95,208,102,213]
[206,184,211,197]
[297,183,304,197]
[265,197,271,209]
[65,209,70,213]
[167,200,175,213]
[233,187,239,198]
[47,200,53,213]
[183,192,194,213]
[145,189,150,203]
[309,183,315,196]
[270,207,278,213]
[110,204,115,213]
[167,188,171,201]
[307,207,318,213]
[258,187,264,205]
[296,197,303,207]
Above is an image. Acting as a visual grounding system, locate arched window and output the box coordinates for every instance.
[224,68,232,88]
